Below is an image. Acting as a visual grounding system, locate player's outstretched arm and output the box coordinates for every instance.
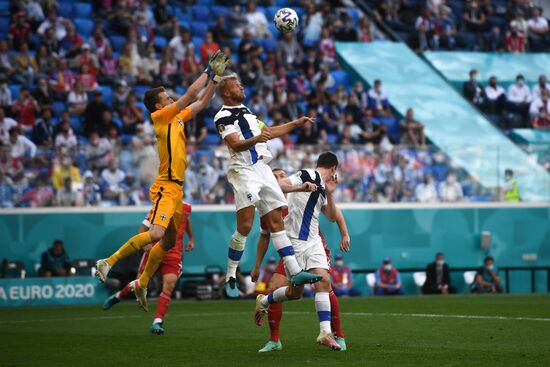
[269,116,315,138]
[335,207,351,252]
[224,126,273,152]
[188,80,217,117]
[251,232,270,282]
[175,73,208,112]
[278,180,317,194]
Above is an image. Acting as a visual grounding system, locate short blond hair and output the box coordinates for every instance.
[218,73,239,92]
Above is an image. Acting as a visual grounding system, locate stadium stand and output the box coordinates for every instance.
[0,0,548,208]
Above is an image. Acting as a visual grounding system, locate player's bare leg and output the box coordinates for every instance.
[226,206,255,298]
[150,272,178,335]
[262,209,322,286]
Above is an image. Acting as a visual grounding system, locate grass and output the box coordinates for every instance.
[1,295,550,367]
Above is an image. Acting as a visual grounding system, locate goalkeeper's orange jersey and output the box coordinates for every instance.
[151,104,192,183]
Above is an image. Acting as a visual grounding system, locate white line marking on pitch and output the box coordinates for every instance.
[1,311,550,325]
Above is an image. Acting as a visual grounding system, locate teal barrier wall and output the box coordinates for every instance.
[1,204,549,298]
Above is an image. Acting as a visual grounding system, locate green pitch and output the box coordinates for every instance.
[1,295,550,367]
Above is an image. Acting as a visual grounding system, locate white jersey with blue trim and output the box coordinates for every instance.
[284,169,327,242]
[214,104,272,167]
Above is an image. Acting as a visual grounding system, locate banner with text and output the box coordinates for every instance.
[0,276,109,308]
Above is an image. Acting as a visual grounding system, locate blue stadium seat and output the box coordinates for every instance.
[326,133,338,145]
[69,117,82,133]
[331,70,349,87]
[74,3,93,18]
[108,35,127,52]
[74,18,94,38]
[112,117,123,130]
[174,7,189,23]
[175,86,187,95]
[346,7,360,22]
[0,1,9,15]
[0,16,10,34]
[154,36,168,49]
[204,133,221,145]
[190,5,210,20]
[268,22,279,38]
[133,85,149,100]
[9,85,22,100]
[210,6,230,20]
[98,85,113,105]
[57,5,73,19]
[266,6,279,20]
[191,36,203,53]
[190,22,209,37]
[205,117,216,132]
[121,134,133,145]
[52,101,66,117]
[262,38,278,53]
[274,0,288,7]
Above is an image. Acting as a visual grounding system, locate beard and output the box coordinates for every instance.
[232,91,246,103]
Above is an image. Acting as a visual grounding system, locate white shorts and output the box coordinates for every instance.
[291,236,329,271]
[227,160,287,217]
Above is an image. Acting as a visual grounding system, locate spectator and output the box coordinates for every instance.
[51,156,81,191]
[67,79,88,116]
[439,172,463,202]
[12,87,40,132]
[485,26,505,52]
[532,106,550,130]
[296,114,320,145]
[501,169,521,202]
[32,108,55,147]
[0,78,12,111]
[200,32,220,65]
[529,89,550,119]
[415,7,435,51]
[0,40,16,81]
[169,28,194,61]
[141,45,160,85]
[335,16,359,42]
[0,170,15,208]
[57,177,83,206]
[83,91,110,137]
[22,174,55,207]
[321,93,342,134]
[463,0,487,34]
[0,107,18,145]
[82,170,101,206]
[99,45,118,85]
[54,120,77,151]
[77,63,99,92]
[368,80,393,117]
[527,7,549,51]
[374,257,404,296]
[531,75,550,101]
[153,0,175,38]
[400,108,426,147]
[506,22,526,53]
[319,27,336,65]
[32,76,54,111]
[112,80,130,114]
[41,27,60,55]
[312,63,335,91]
[422,252,455,294]
[9,126,37,159]
[249,92,268,121]
[210,16,230,48]
[97,110,119,138]
[9,12,32,50]
[121,93,144,134]
[276,32,303,67]
[86,131,112,172]
[471,256,503,293]
[434,6,457,50]
[59,22,84,58]
[254,257,277,295]
[415,174,439,203]
[39,240,71,277]
[14,43,37,86]
[463,69,485,109]
[37,11,68,41]
[484,76,506,115]
[330,254,361,297]
[49,59,76,97]
[101,159,126,203]
[361,109,385,145]
[89,27,111,57]
[507,74,531,125]
[245,1,271,39]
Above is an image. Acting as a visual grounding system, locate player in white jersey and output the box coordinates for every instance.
[215,74,322,298]
[254,152,341,350]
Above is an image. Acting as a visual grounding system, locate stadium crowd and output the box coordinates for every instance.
[0,0,532,208]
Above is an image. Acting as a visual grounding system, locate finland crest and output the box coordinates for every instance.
[160,214,166,221]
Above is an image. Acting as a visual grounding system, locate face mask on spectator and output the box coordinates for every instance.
[517,79,524,86]
[267,264,276,272]
[447,175,456,184]
[505,174,512,181]
[335,260,344,267]
[383,264,392,271]
[486,264,494,271]
[436,260,445,266]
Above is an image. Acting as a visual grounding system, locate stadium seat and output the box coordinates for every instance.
[133,85,149,100]
[262,38,278,53]
[0,16,10,34]
[154,36,168,50]
[190,5,210,21]
[57,5,73,19]
[69,117,82,133]
[191,36,203,53]
[70,259,96,276]
[413,271,426,294]
[74,3,93,18]
[52,101,66,117]
[274,0,288,7]
[366,273,376,291]
[266,6,279,21]
[108,35,127,52]
[9,84,22,100]
[463,271,477,289]
[174,7,189,23]
[190,22,209,37]
[326,133,338,145]
[1,260,26,279]
[331,70,350,87]
[74,18,94,38]
[204,133,221,145]
[205,117,216,132]
[346,7,361,22]
[210,6,230,20]
[98,85,113,105]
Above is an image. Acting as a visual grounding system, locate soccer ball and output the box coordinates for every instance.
[274,8,299,33]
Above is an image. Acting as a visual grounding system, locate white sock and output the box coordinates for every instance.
[226,231,247,281]
[263,286,289,307]
[315,292,331,334]
[271,231,301,276]
[153,317,163,324]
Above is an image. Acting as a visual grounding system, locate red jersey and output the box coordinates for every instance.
[330,266,353,289]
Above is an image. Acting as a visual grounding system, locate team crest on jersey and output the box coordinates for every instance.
[160,214,166,221]
[218,124,225,134]
[247,193,253,201]
[177,117,183,126]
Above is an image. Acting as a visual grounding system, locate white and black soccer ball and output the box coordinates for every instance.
[274,8,299,33]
